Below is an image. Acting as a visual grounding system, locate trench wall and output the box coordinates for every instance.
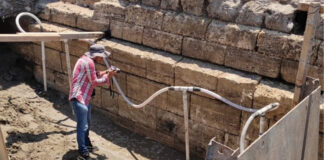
[9,0,324,158]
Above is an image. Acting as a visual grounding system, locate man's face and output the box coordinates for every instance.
[93,57,103,63]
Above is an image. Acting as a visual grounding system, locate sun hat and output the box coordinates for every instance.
[85,44,111,58]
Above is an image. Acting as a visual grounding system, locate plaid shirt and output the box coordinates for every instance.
[69,55,109,106]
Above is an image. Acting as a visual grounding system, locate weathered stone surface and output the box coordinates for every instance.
[145,49,181,85]
[33,65,56,90]
[75,0,100,8]
[101,89,119,114]
[53,72,70,95]
[77,11,108,31]
[126,75,149,101]
[10,43,35,62]
[161,0,180,11]
[110,71,127,93]
[315,42,323,67]
[156,109,183,135]
[217,69,261,108]
[66,39,91,57]
[118,96,157,129]
[165,91,189,116]
[181,0,205,16]
[142,0,161,7]
[38,6,51,20]
[280,59,323,90]
[60,54,79,74]
[182,37,226,65]
[191,94,241,135]
[199,124,225,147]
[175,58,224,91]
[264,3,295,33]
[110,21,143,44]
[34,45,63,72]
[224,48,281,78]
[48,2,78,27]
[236,1,265,27]
[316,15,324,40]
[125,5,164,30]
[207,0,242,22]
[93,1,128,22]
[206,20,260,50]
[254,79,294,118]
[146,81,168,109]
[143,29,183,54]
[162,12,211,40]
[91,87,102,107]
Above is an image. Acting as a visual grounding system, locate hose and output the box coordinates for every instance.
[15,12,47,91]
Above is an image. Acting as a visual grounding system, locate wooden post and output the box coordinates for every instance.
[0,126,9,160]
[293,2,321,105]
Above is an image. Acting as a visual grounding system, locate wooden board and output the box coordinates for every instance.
[298,2,324,13]
[0,32,103,42]
[238,87,321,160]
[0,126,8,160]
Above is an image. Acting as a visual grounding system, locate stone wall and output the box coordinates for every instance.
[9,0,324,159]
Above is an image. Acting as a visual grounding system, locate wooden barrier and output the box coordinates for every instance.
[238,87,321,160]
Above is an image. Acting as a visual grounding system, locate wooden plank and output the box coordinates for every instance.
[293,3,320,105]
[238,87,321,160]
[0,32,103,42]
[298,2,324,13]
[0,126,9,160]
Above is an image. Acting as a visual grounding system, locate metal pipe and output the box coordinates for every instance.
[182,91,190,160]
[15,12,47,91]
[259,113,266,136]
[240,103,280,153]
[64,40,72,88]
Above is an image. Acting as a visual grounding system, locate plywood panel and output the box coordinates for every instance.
[238,87,321,160]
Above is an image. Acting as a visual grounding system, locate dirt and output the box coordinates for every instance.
[0,44,197,160]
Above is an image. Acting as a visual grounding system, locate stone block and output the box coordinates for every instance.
[316,15,324,40]
[182,37,226,65]
[175,120,201,146]
[125,5,164,30]
[37,6,51,20]
[67,39,91,57]
[34,45,63,72]
[181,0,205,16]
[145,50,181,85]
[93,1,128,22]
[76,0,100,8]
[156,109,183,135]
[199,124,225,147]
[143,28,183,54]
[224,48,281,78]
[162,12,211,40]
[146,81,168,109]
[264,3,295,33]
[101,89,119,114]
[110,21,144,44]
[175,58,224,91]
[254,79,294,118]
[76,12,108,31]
[191,94,241,135]
[207,0,242,22]
[118,96,157,129]
[60,54,79,74]
[126,75,148,101]
[217,69,261,108]
[33,65,56,89]
[109,71,127,94]
[49,2,78,27]
[53,72,70,95]
[165,91,190,116]
[161,0,180,11]
[315,42,323,67]
[11,43,35,62]
[142,0,161,7]
[236,1,265,27]
[206,20,260,50]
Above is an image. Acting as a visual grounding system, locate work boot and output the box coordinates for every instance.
[87,144,99,153]
[78,152,90,160]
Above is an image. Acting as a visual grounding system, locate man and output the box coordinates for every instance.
[69,44,116,159]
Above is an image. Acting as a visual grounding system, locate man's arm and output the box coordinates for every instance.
[86,61,109,87]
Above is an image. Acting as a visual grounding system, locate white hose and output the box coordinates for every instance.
[16,12,47,91]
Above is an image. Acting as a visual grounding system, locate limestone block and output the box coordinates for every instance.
[217,69,261,108]
[315,42,323,67]
[206,20,260,50]
[93,1,128,22]
[118,96,157,129]
[143,28,183,54]
[145,50,181,85]
[162,12,211,39]
[60,54,79,74]
[75,0,100,8]
[165,91,190,116]
[182,37,226,65]
[175,120,201,146]
[146,81,168,109]
[110,59,146,78]
[207,0,242,22]
[101,89,119,114]
[126,75,148,101]
[199,124,225,147]
[175,58,224,91]
[181,0,205,16]
[110,21,144,44]
[280,59,323,90]
[142,0,161,7]
[67,39,91,57]
[125,5,164,30]
[33,65,56,89]
[38,6,51,20]
[236,1,265,27]
[316,15,324,40]
[54,72,70,95]
[11,43,35,62]
[254,79,294,118]
[225,48,281,78]
[191,94,241,135]
[161,0,180,11]
[77,12,108,31]
[34,45,63,72]
[110,71,127,93]
[264,3,295,33]
[156,109,183,135]
[49,3,77,27]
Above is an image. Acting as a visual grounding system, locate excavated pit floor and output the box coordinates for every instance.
[0,44,200,160]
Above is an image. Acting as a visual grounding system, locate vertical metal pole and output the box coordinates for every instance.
[64,40,72,89]
[182,91,190,160]
[0,126,9,160]
[259,113,266,136]
[41,41,47,91]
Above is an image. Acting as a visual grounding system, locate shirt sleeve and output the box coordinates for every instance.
[85,60,109,87]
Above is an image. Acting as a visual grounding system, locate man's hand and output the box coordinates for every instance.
[107,68,117,79]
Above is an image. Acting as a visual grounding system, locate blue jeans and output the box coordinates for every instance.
[71,99,92,154]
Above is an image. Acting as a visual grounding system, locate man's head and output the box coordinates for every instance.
[85,44,111,62]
